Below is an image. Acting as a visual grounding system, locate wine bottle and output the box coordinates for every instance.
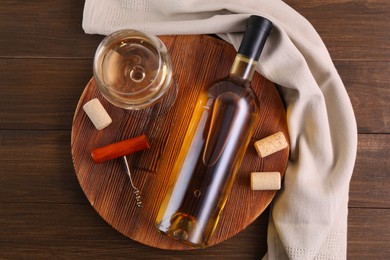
[155,15,273,247]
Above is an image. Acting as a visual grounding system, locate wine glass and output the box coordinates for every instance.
[93,29,177,114]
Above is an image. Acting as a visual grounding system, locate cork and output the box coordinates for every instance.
[250,172,281,190]
[83,98,112,130]
[254,132,288,158]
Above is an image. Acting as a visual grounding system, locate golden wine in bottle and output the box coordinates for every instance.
[156,16,273,247]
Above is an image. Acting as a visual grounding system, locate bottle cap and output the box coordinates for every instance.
[238,15,273,61]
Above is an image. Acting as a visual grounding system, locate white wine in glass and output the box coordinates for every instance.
[94,29,176,111]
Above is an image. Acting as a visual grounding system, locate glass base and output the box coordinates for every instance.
[126,79,178,119]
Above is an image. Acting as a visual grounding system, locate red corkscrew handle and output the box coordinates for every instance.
[91,135,150,163]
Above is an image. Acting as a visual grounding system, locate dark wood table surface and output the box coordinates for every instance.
[0,1,389,259]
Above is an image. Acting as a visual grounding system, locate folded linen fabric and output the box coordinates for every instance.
[82,0,358,259]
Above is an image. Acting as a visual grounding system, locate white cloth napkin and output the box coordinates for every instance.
[82,1,358,259]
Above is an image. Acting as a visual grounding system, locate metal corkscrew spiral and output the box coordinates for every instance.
[133,188,143,208]
[123,156,143,208]
[90,135,150,209]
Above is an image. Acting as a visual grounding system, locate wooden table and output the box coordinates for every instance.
[0,1,388,259]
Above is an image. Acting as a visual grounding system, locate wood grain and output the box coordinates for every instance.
[335,60,390,133]
[0,0,103,58]
[349,134,390,208]
[0,0,389,258]
[1,59,388,133]
[348,208,390,259]
[285,0,390,60]
[0,0,389,60]
[0,203,269,259]
[0,130,387,208]
[0,59,92,130]
[1,203,388,259]
[71,35,289,250]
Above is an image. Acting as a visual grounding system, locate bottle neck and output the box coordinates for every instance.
[229,54,258,83]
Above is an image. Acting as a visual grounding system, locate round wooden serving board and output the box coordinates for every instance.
[71,35,289,250]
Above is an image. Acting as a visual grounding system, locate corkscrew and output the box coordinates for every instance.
[123,156,143,208]
[91,135,150,209]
